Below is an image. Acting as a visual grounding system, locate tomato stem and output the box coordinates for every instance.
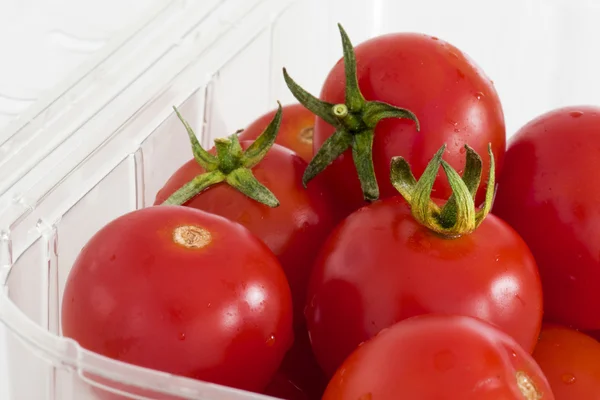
[161,102,283,208]
[283,23,420,202]
[162,170,226,206]
[389,143,495,237]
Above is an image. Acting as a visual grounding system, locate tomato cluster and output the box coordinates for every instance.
[61,24,600,400]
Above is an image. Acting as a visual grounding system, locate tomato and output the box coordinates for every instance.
[61,205,293,392]
[493,106,600,331]
[284,25,505,218]
[155,105,336,326]
[532,324,600,399]
[306,181,542,376]
[239,103,315,163]
[323,314,554,400]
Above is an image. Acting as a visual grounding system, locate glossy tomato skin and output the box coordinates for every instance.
[493,106,600,330]
[61,206,293,392]
[306,197,543,377]
[532,324,600,399]
[314,33,505,217]
[323,314,554,400]
[239,103,315,163]
[155,142,336,326]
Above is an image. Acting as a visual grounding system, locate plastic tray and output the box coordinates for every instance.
[2,0,600,398]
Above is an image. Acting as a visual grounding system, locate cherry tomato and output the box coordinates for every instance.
[493,106,600,331]
[239,103,315,163]
[287,28,505,218]
[306,197,543,377]
[532,324,600,399]
[323,314,554,400]
[155,142,336,326]
[61,205,293,392]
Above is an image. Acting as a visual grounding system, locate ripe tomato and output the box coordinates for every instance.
[323,314,554,400]
[155,142,335,326]
[493,106,600,331]
[284,25,505,218]
[61,205,293,392]
[532,324,600,399]
[238,103,315,163]
[306,194,542,377]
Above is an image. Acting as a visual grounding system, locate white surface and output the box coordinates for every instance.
[0,1,169,398]
[0,0,169,130]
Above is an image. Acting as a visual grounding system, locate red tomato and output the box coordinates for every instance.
[291,30,505,217]
[239,103,315,163]
[532,324,600,399]
[305,197,543,377]
[323,314,554,400]
[155,142,336,326]
[493,106,600,330]
[61,206,293,392]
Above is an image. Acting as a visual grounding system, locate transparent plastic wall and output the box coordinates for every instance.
[2,0,600,399]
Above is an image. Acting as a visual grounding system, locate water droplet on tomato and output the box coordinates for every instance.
[431,36,439,41]
[179,333,186,341]
[511,351,517,358]
[266,334,276,346]
[207,302,212,308]
[454,128,461,133]
[561,373,576,384]
[357,341,365,347]
[475,92,485,100]
[570,111,584,118]
[449,51,459,59]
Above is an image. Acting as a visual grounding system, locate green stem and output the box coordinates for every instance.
[162,170,225,206]
[161,102,283,208]
[390,143,496,237]
[283,24,420,202]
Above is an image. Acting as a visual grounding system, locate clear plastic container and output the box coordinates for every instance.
[2,0,600,398]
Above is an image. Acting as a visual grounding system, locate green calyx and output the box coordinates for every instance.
[161,102,283,208]
[283,23,420,202]
[390,143,496,237]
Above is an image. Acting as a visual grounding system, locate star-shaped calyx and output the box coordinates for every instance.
[161,102,283,208]
[283,23,420,202]
[390,143,496,237]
